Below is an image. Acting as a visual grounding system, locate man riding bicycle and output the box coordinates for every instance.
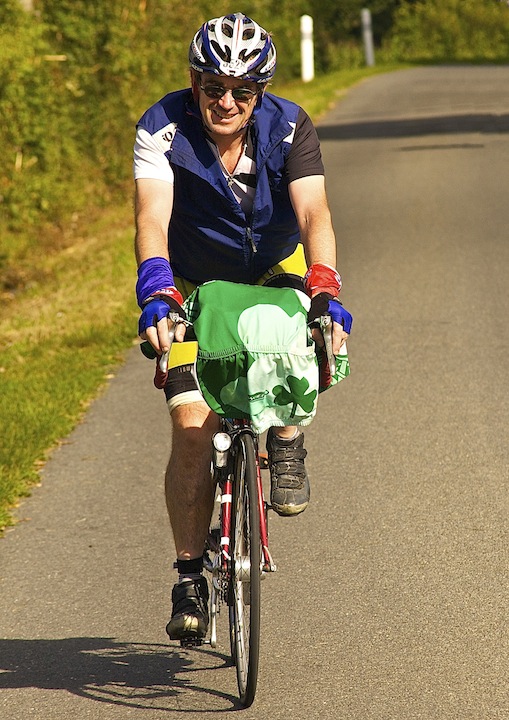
[134,13,351,643]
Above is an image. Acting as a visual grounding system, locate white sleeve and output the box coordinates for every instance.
[133,127,174,183]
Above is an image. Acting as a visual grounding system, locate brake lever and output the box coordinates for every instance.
[319,314,336,377]
[159,312,182,373]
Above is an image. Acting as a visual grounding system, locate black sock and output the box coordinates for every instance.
[176,556,203,583]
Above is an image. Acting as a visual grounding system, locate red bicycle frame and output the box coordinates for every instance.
[218,420,275,575]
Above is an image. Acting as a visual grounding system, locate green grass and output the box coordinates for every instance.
[0,215,139,530]
[0,65,401,532]
[0,323,136,513]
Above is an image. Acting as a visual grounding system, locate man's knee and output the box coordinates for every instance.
[167,404,218,497]
[170,401,219,447]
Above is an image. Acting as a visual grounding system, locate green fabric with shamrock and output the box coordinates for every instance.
[184,280,349,433]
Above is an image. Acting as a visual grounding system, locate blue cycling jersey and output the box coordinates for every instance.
[136,90,304,285]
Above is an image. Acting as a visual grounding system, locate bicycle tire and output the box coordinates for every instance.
[229,431,261,707]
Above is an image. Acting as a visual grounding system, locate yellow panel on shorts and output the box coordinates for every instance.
[256,243,307,285]
[168,340,198,368]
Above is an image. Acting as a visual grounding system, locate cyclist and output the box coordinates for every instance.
[134,13,351,642]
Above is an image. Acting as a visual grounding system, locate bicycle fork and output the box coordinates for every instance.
[212,431,276,575]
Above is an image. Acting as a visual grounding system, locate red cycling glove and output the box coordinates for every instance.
[303,263,342,299]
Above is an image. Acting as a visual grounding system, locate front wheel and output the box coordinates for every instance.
[229,432,261,707]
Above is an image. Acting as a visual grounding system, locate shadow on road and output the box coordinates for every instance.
[0,637,239,712]
[317,113,509,141]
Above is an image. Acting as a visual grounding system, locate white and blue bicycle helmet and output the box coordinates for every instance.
[189,13,277,83]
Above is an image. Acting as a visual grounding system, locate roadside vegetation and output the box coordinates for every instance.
[1,0,508,531]
[390,0,509,63]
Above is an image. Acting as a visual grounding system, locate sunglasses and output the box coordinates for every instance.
[199,83,258,102]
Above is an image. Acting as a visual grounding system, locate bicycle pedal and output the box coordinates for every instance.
[259,452,269,469]
[180,637,205,648]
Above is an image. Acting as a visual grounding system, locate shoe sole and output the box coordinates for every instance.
[271,501,308,517]
[166,615,208,641]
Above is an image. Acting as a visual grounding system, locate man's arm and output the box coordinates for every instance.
[288,175,348,354]
[135,178,173,264]
[288,174,336,267]
[134,178,186,350]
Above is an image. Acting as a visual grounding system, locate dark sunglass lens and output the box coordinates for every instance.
[202,85,224,99]
[232,88,255,101]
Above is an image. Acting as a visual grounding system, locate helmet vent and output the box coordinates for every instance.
[222,21,234,38]
[211,40,230,62]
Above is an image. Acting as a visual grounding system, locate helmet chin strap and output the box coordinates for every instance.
[190,72,200,103]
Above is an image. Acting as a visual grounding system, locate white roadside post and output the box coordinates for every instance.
[300,14,315,83]
[361,8,375,67]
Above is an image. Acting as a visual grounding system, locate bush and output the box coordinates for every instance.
[0,16,83,227]
[389,0,509,62]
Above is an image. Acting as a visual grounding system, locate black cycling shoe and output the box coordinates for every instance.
[166,576,209,641]
[266,428,310,516]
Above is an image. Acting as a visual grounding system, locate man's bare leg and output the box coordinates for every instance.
[164,400,219,641]
[274,425,297,439]
[165,401,219,560]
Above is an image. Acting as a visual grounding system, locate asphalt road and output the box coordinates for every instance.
[1,66,508,719]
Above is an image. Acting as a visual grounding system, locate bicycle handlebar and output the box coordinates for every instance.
[155,313,337,376]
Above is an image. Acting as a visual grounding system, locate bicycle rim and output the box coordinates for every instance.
[230,432,261,707]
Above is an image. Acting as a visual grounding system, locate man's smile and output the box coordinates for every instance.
[211,107,239,121]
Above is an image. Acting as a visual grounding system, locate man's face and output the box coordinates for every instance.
[196,72,261,139]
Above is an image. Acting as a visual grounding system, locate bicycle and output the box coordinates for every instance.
[147,288,349,708]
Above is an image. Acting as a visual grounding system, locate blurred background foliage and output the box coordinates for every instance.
[389,0,509,62]
[1,0,508,274]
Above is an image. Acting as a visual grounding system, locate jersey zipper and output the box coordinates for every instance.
[246,226,257,254]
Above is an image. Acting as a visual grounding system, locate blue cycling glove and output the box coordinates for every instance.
[136,256,186,336]
[138,295,186,336]
[307,292,353,333]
